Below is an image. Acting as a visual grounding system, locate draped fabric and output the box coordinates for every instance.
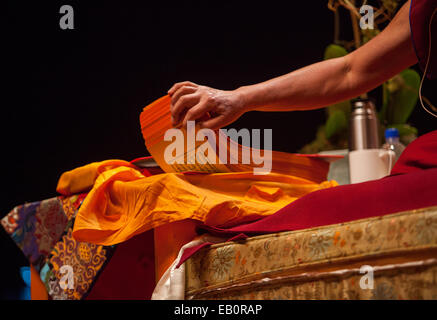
[139,95,336,182]
[177,130,437,267]
[62,164,336,246]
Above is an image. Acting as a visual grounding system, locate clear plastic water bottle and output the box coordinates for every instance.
[382,128,406,162]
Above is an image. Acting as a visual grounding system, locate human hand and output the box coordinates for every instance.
[168,81,247,130]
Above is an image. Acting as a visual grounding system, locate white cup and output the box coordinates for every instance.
[349,148,396,184]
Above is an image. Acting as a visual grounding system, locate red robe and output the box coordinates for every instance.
[410,0,437,79]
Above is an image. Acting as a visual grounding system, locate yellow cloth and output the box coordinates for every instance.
[56,159,136,195]
[59,161,337,246]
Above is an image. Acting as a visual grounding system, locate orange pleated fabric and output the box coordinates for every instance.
[140,95,334,183]
[59,161,337,246]
[56,159,137,195]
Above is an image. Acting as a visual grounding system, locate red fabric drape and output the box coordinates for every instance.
[178,130,437,267]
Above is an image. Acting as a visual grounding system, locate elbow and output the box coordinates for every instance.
[327,54,357,101]
[340,53,370,99]
[342,54,355,93]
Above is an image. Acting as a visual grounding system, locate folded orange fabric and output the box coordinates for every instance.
[64,161,337,246]
[56,159,137,195]
[140,95,332,183]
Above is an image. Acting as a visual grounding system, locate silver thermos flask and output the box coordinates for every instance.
[348,99,380,151]
[348,98,394,184]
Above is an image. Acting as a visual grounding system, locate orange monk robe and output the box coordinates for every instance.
[57,161,338,282]
[57,159,138,195]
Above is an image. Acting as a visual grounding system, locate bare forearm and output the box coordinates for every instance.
[236,57,353,112]
[169,1,417,130]
[237,0,417,113]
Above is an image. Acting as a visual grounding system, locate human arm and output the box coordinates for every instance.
[169,0,417,129]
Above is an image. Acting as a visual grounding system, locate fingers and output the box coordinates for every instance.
[168,81,197,96]
[171,93,199,126]
[168,82,231,130]
[170,82,199,126]
[181,98,214,127]
[198,114,228,130]
[171,85,197,112]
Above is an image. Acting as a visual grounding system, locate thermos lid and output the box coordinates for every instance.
[351,98,375,113]
[348,98,380,151]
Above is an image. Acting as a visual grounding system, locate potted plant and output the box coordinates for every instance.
[300,0,421,155]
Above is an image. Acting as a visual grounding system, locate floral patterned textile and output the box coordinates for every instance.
[1,196,79,271]
[1,194,115,300]
[185,206,437,299]
[40,228,112,300]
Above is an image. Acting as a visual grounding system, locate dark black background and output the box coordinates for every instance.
[2,0,435,299]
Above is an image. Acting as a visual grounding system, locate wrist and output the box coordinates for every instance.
[233,86,255,112]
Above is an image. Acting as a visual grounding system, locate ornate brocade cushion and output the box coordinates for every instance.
[185,206,437,300]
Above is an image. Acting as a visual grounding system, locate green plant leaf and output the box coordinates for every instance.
[362,28,380,44]
[327,99,352,116]
[386,69,420,124]
[387,124,418,145]
[324,44,348,60]
[325,110,347,139]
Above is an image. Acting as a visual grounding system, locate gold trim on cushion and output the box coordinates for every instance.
[185,206,437,299]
